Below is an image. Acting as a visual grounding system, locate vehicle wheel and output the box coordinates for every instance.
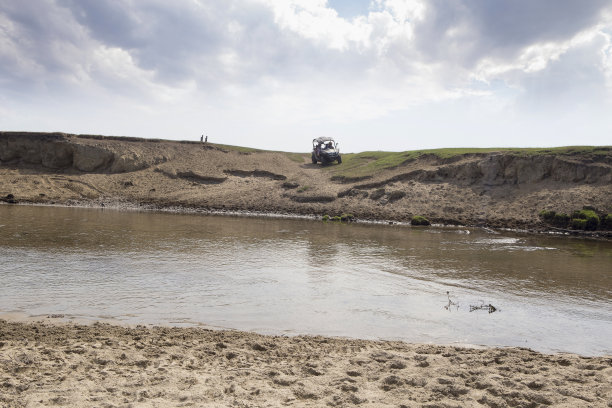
[311,153,317,164]
[337,155,342,164]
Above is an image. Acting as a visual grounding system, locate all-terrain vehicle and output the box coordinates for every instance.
[312,137,342,164]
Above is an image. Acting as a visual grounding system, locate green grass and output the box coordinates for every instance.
[202,141,610,181]
[326,146,611,179]
[209,143,264,153]
[285,153,307,163]
[571,209,600,231]
[209,143,306,163]
[539,207,609,230]
[322,213,354,223]
[411,215,431,226]
[602,214,612,230]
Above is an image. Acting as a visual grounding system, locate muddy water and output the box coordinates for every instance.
[0,205,610,355]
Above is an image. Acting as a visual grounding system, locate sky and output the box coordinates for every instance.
[1,0,611,153]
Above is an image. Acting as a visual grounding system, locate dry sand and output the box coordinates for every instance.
[1,319,610,408]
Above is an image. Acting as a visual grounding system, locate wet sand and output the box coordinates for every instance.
[1,319,610,407]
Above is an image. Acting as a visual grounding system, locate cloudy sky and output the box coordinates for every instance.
[1,0,611,152]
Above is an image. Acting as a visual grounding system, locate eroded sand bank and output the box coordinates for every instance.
[1,319,610,407]
[2,132,611,233]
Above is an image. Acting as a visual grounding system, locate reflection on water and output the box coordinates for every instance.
[0,205,611,355]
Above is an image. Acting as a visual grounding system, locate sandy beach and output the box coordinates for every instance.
[1,318,610,407]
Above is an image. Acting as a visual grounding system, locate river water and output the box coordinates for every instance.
[0,205,610,355]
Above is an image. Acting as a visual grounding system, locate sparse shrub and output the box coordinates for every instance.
[387,191,406,202]
[570,218,587,230]
[340,213,354,222]
[602,214,612,230]
[338,189,368,199]
[571,209,599,231]
[572,209,596,219]
[297,186,310,193]
[282,182,299,189]
[539,207,607,230]
[323,213,354,223]
[551,213,570,228]
[411,216,430,226]
[370,189,386,201]
[539,210,556,222]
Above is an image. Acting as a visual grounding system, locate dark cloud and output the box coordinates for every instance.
[56,0,144,49]
[0,1,85,82]
[1,0,611,141]
[413,0,612,67]
[0,0,292,93]
[56,0,246,83]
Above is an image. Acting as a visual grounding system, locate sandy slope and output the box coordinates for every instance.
[1,319,610,407]
[1,132,611,233]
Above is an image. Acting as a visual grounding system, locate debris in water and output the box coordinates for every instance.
[469,302,499,314]
[444,291,459,311]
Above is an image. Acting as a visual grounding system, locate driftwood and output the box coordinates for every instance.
[469,301,498,314]
[444,292,499,314]
[444,291,459,311]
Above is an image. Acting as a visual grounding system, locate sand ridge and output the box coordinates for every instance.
[1,319,611,407]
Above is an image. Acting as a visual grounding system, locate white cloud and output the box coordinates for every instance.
[1,0,611,151]
[376,0,425,22]
[600,30,612,94]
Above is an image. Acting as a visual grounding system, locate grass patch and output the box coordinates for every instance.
[539,207,607,230]
[552,213,571,228]
[602,214,612,230]
[571,209,600,231]
[322,213,354,223]
[285,153,307,163]
[207,143,306,162]
[539,210,556,222]
[411,216,431,226]
[324,146,611,179]
[209,143,264,153]
[570,218,588,230]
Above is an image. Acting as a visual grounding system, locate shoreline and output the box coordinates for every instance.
[1,319,610,407]
[4,199,612,241]
[2,132,611,240]
[0,311,491,352]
